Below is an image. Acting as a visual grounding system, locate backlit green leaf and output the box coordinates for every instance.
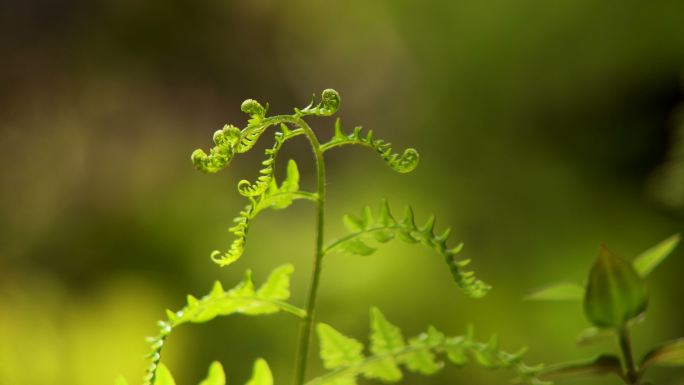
[633,233,680,277]
[525,282,585,301]
[641,338,684,369]
[198,362,226,385]
[154,364,176,385]
[245,359,273,385]
[365,307,405,381]
[540,355,622,381]
[317,323,365,369]
[575,327,614,346]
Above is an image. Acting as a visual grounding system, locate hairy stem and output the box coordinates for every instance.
[293,118,326,385]
[618,326,638,384]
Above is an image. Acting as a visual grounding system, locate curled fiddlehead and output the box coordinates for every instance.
[324,200,490,298]
[296,88,341,117]
[192,124,242,173]
[321,119,419,173]
[142,264,304,385]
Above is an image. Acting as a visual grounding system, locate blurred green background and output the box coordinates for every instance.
[1,0,684,384]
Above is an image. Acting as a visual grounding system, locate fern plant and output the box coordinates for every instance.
[527,234,684,384]
[116,88,548,385]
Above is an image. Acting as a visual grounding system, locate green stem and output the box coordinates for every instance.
[618,326,638,384]
[293,118,326,385]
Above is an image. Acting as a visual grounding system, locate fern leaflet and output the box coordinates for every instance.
[142,265,304,385]
[320,119,419,173]
[237,125,304,197]
[324,200,490,298]
[309,307,546,385]
[118,359,272,385]
[211,158,317,266]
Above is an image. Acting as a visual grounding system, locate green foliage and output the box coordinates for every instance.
[198,362,226,385]
[211,157,315,267]
[310,307,544,385]
[527,236,682,384]
[527,234,680,302]
[297,89,341,117]
[524,283,584,301]
[128,89,678,385]
[142,265,304,385]
[641,339,684,369]
[191,125,241,173]
[119,360,271,385]
[325,200,490,298]
[236,125,304,197]
[320,119,419,173]
[540,355,623,382]
[633,233,681,277]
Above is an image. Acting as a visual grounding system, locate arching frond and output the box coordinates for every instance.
[324,200,490,298]
[320,119,419,173]
[142,265,304,385]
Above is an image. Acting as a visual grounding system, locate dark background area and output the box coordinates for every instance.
[1,1,684,384]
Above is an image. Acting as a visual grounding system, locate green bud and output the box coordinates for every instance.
[583,245,648,328]
[240,99,266,117]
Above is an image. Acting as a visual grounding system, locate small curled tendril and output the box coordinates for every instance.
[298,88,341,117]
[191,124,241,173]
[241,98,267,118]
[211,203,253,266]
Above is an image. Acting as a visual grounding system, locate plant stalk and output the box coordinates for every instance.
[618,326,638,384]
[293,118,326,385]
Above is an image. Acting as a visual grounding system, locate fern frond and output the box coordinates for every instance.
[237,125,305,197]
[324,200,490,298]
[320,119,419,173]
[296,89,341,117]
[211,158,317,266]
[142,265,305,385]
[308,307,546,385]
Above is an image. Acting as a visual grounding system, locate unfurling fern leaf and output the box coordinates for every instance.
[296,89,341,117]
[192,125,242,173]
[118,359,272,385]
[237,125,305,197]
[142,265,305,385]
[320,119,419,173]
[211,158,317,267]
[324,200,490,298]
[309,307,545,385]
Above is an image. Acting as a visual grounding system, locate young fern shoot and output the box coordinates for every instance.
[120,89,539,385]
